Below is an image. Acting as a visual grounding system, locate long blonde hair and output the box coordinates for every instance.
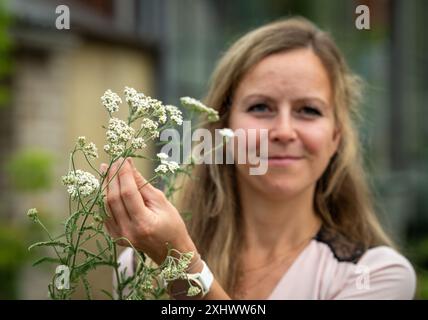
[175,17,393,295]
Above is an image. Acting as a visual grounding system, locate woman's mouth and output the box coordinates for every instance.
[266,156,303,166]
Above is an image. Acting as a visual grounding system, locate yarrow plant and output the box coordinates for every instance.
[27,87,224,300]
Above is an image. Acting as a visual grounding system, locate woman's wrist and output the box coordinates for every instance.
[169,231,200,264]
[166,250,206,299]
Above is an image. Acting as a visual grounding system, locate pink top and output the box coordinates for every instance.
[116,226,416,300]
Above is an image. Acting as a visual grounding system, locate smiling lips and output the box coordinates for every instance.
[266,155,303,166]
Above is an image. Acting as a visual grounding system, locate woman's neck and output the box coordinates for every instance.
[238,181,321,259]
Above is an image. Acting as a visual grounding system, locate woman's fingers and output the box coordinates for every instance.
[100,163,117,225]
[129,158,165,203]
[100,163,122,239]
[118,158,146,220]
[106,159,132,223]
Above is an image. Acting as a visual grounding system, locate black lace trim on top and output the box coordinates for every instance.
[313,226,366,264]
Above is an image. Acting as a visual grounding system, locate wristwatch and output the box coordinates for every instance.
[187,260,214,297]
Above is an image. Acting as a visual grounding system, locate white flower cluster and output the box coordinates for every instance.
[151,99,167,124]
[101,89,122,113]
[160,251,194,282]
[62,170,100,199]
[77,136,86,146]
[141,118,159,138]
[100,88,218,162]
[165,105,183,126]
[124,87,179,126]
[76,136,98,159]
[84,142,98,159]
[187,285,201,297]
[124,87,151,116]
[180,97,219,122]
[106,118,135,143]
[139,277,154,292]
[160,251,201,296]
[154,153,180,174]
[104,118,136,157]
[131,137,146,149]
[27,208,39,222]
[124,86,139,105]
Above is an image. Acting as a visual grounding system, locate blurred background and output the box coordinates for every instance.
[0,0,427,299]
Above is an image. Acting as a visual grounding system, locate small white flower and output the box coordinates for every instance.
[164,160,179,173]
[151,102,167,124]
[27,208,38,222]
[165,105,183,126]
[159,114,167,124]
[125,87,149,116]
[134,94,152,116]
[101,89,122,113]
[180,97,219,122]
[155,159,180,174]
[154,164,168,174]
[157,153,169,160]
[219,128,235,139]
[140,277,154,292]
[83,142,98,159]
[141,118,159,138]
[141,118,158,130]
[187,285,201,297]
[104,143,125,158]
[107,118,135,143]
[62,170,100,199]
[77,136,86,147]
[104,117,135,158]
[126,90,167,120]
[124,87,138,103]
[131,137,146,149]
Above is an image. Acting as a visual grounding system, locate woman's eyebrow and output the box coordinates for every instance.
[240,93,275,104]
[293,97,329,109]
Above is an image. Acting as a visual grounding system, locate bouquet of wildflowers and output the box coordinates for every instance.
[26,87,223,300]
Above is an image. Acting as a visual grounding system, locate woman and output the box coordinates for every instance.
[101,17,416,299]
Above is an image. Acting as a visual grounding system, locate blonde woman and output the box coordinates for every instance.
[101,17,416,300]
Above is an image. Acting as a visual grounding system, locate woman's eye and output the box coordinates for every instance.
[299,106,322,117]
[247,103,270,113]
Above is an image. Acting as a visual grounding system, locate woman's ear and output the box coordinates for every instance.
[332,126,341,155]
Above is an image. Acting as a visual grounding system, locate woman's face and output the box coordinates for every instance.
[228,48,341,199]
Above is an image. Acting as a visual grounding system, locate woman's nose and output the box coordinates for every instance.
[269,111,297,143]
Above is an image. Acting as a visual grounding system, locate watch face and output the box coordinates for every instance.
[166,277,203,299]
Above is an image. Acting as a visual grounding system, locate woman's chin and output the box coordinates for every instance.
[252,177,301,198]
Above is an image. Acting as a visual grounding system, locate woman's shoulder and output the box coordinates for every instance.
[314,226,414,268]
[312,227,416,299]
[362,245,414,269]
[359,245,416,291]
[337,245,417,299]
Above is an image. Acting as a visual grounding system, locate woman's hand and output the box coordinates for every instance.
[100,157,197,266]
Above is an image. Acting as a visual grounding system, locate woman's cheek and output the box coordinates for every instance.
[299,125,333,158]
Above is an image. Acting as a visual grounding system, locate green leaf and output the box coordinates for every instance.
[82,276,92,300]
[96,240,109,260]
[64,210,81,243]
[32,257,62,267]
[73,260,114,279]
[28,240,69,251]
[78,248,103,260]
